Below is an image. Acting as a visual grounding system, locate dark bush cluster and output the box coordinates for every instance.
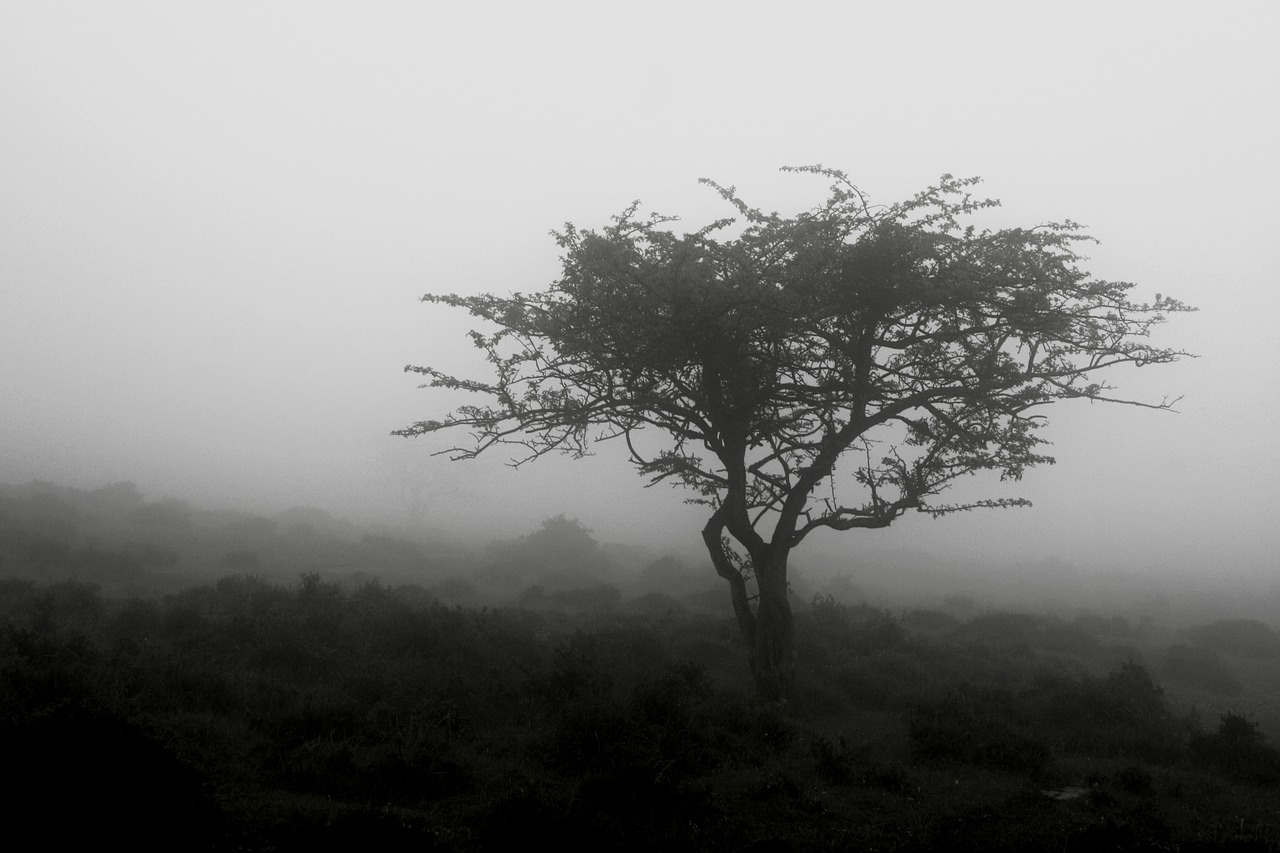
[908,686,1052,773]
[811,734,912,792]
[951,611,1043,656]
[1192,713,1280,786]
[801,594,905,657]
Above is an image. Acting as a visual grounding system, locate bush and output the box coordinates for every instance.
[811,735,913,792]
[1099,661,1167,725]
[1161,644,1243,696]
[549,661,722,783]
[426,576,479,603]
[1031,661,1167,730]
[803,595,904,659]
[636,555,708,597]
[908,687,1051,773]
[0,577,36,618]
[3,699,225,847]
[626,592,687,617]
[1185,619,1279,658]
[953,612,1041,656]
[543,634,618,703]
[110,597,163,648]
[34,580,105,630]
[826,649,928,710]
[1191,713,1280,786]
[1028,662,1185,763]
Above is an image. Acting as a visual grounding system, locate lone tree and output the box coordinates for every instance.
[397,168,1192,698]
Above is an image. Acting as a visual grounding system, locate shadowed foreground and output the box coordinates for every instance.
[3,574,1280,851]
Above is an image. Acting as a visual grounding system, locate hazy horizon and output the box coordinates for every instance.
[3,4,1276,587]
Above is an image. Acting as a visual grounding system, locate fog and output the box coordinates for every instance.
[2,4,1276,587]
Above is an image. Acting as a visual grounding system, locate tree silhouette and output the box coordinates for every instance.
[398,168,1193,697]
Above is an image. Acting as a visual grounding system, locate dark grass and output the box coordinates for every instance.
[4,577,1280,851]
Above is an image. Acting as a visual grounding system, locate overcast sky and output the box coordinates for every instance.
[2,3,1276,580]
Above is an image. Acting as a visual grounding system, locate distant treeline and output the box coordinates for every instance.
[0,481,719,602]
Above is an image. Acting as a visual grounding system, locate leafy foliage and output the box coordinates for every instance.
[401,170,1189,521]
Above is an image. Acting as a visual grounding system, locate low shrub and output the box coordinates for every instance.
[1029,662,1187,763]
[908,687,1051,774]
[810,734,913,793]
[952,612,1041,657]
[1191,713,1280,786]
[801,595,904,661]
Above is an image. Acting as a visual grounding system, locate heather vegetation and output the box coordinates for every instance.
[3,481,1280,850]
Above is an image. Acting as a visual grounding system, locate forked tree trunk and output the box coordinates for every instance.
[702,513,798,699]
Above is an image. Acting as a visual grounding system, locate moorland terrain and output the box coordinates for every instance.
[3,480,1279,851]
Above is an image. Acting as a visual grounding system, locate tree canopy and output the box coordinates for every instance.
[397,167,1193,696]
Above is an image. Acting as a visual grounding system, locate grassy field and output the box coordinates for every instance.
[3,572,1279,852]
[4,481,1279,849]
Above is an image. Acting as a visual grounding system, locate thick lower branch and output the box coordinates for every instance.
[702,512,756,648]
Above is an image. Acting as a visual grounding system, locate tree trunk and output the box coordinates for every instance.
[749,554,795,699]
[702,513,796,699]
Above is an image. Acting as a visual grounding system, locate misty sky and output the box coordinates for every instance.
[2,3,1276,581]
